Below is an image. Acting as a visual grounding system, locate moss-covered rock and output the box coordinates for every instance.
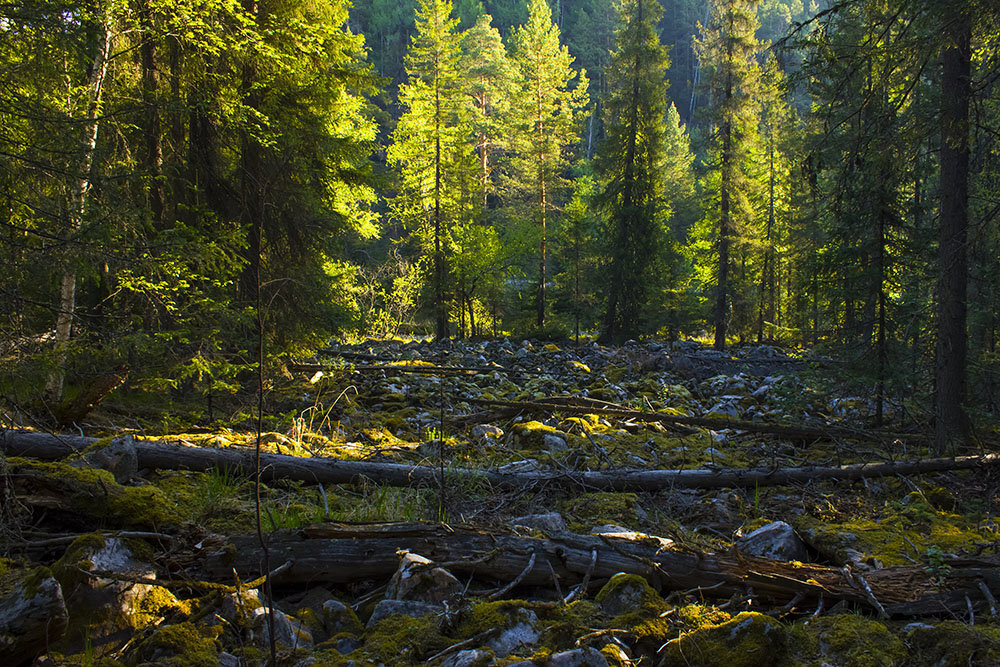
[134,621,222,666]
[659,612,787,667]
[792,614,906,666]
[563,493,642,533]
[362,612,449,665]
[595,573,669,621]
[512,421,566,450]
[902,620,1000,666]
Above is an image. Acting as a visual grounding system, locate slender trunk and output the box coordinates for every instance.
[537,170,547,328]
[47,15,112,403]
[935,15,971,453]
[714,114,732,349]
[238,0,265,304]
[140,0,164,230]
[876,209,887,427]
[435,82,447,340]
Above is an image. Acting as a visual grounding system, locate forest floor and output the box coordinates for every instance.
[3,337,1000,666]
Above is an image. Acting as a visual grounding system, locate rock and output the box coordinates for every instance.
[0,569,69,664]
[252,607,314,649]
[385,551,463,604]
[219,588,263,627]
[366,599,443,628]
[472,424,504,439]
[332,634,362,654]
[595,572,669,619]
[497,459,541,473]
[704,447,726,460]
[322,599,363,634]
[72,435,138,483]
[737,521,809,561]
[51,535,178,651]
[543,433,568,452]
[706,401,741,418]
[659,612,787,666]
[218,652,240,667]
[443,648,496,666]
[486,609,540,657]
[509,512,568,534]
[901,622,936,633]
[548,647,609,666]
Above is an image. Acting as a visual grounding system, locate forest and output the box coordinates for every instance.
[2,0,1000,665]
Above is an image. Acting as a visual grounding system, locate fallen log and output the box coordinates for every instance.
[210,522,1000,619]
[2,429,997,492]
[469,397,930,444]
[288,362,551,376]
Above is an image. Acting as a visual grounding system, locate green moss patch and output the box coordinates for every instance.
[135,621,222,666]
[562,492,641,532]
[660,612,787,667]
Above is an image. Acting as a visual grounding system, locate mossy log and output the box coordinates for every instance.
[0,570,69,663]
[2,428,999,492]
[212,522,1000,619]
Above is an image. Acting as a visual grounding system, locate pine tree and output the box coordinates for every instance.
[597,0,672,343]
[510,0,589,328]
[389,0,475,340]
[694,0,763,350]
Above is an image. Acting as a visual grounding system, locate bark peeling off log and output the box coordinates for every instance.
[2,429,999,493]
[208,523,1000,618]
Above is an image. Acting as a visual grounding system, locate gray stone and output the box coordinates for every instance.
[442,648,496,667]
[901,622,936,633]
[218,652,240,667]
[487,609,540,657]
[543,434,568,452]
[737,521,808,562]
[706,402,741,418]
[322,598,362,634]
[385,551,463,604]
[220,589,263,627]
[472,424,504,439]
[365,599,442,628]
[333,635,361,654]
[253,608,313,649]
[509,512,567,534]
[548,647,609,666]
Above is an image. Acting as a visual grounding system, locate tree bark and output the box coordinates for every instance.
[46,15,113,403]
[3,429,996,493]
[934,14,971,454]
[209,522,1000,618]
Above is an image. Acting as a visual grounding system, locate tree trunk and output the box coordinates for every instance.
[934,14,971,454]
[139,0,164,230]
[46,15,113,403]
[210,522,1000,619]
[3,430,995,493]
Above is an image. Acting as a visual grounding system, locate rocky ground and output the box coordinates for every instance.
[2,337,1000,666]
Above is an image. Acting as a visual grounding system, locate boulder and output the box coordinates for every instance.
[549,647,609,666]
[385,551,463,604]
[737,521,809,562]
[366,599,443,628]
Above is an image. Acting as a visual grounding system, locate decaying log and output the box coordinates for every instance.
[210,522,1000,619]
[58,364,129,427]
[0,572,68,663]
[469,397,930,445]
[288,362,550,376]
[2,429,998,492]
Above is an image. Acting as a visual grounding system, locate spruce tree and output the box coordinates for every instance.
[510,0,589,329]
[694,0,763,350]
[389,0,474,340]
[597,0,672,343]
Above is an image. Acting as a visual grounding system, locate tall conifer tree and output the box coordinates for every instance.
[695,0,762,350]
[598,0,672,343]
[390,0,474,340]
[510,0,589,328]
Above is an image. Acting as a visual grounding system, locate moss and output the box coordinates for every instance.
[20,565,55,600]
[595,573,669,623]
[562,492,640,533]
[799,614,905,667]
[537,600,599,652]
[52,534,107,594]
[10,458,176,529]
[902,620,1000,666]
[676,604,732,629]
[135,621,222,666]
[457,599,540,638]
[362,612,449,665]
[659,612,787,667]
[127,584,191,630]
[794,494,997,567]
[511,421,563,450]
